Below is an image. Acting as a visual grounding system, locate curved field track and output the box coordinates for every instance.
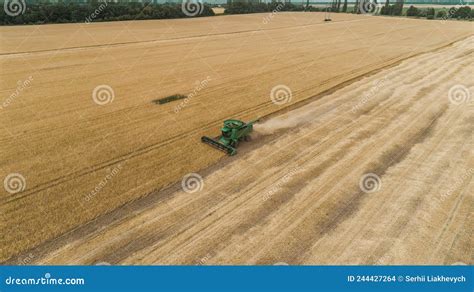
[7,36,473,265]
[0,12,472,263]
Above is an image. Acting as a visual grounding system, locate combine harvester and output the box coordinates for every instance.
[201,119,258,155]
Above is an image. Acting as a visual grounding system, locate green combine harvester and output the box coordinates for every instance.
[201,119,258,156]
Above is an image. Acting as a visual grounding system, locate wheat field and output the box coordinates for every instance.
[1,12,472,263]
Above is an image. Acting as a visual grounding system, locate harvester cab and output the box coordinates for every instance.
[201,119,258,156]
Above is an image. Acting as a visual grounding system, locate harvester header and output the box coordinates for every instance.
[201,119,258,155]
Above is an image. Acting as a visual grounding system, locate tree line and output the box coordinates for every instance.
[328,0,472,19]
[1,2,215,25]
[224,2,308,14]
[328,0,405,15]
[406,5,473,19]
[1,1,472,25]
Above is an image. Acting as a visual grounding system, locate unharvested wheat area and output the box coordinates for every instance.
[0,12,472,265]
